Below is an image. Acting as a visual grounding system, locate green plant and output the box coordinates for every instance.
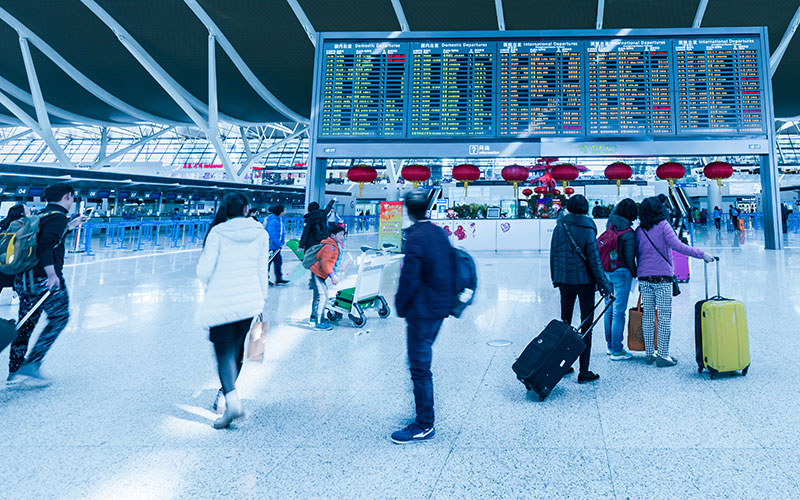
[452,203,489,219]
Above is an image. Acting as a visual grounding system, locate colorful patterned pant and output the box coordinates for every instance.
[9,276,70,373]
[639,280,672,358]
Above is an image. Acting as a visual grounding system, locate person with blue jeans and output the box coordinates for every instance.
[602,198,639,361]
[265,204,288,285]
[392,190,454,444]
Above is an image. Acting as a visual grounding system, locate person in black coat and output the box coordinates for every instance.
[299,198,336,251]
[392,190,454,444]
[550,194,612,384]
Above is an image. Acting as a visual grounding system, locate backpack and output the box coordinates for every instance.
[0,212,58,275]
[450,247,477,318]
[597,227,632,273]
[302,243,326,269]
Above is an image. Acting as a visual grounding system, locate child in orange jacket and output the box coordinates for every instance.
[310,225,345,330]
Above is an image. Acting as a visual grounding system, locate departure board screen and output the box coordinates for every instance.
[314,31,768,141]
[408,41,495,137]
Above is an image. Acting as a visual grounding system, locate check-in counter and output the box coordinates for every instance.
[431,219,558,252]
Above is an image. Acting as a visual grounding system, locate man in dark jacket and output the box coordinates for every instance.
[392,190,454,444]
[9,182,87,386]
[299,198,336,251]
[550,194,612,384]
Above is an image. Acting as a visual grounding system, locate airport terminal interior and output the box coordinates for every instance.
[2,1,800,499]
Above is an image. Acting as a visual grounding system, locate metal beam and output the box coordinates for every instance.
[80,0,241,182]
[595,0,605,29]
[240,126,253,160]
[96,126,108,163]
[495,0,506,30]
[208,34,218,133]
[240,126,307,174]
[0,129,31,146]
[91,126,174,169]
[0,88,72,168]
[771,4,800,77]
[692,0,709,28]
[0,6,187,126]
[18,37,73,168]
[183,0,309,123]
[286,0,317,46]
[391,0,410,32]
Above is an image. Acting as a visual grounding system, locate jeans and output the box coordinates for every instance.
[270,249,283,281]
[10,276,70,373]
[406,318,444,428]
[310,274,328,323]
[603,268,633,353]
[210,318,251,395]
[558,284,596,374]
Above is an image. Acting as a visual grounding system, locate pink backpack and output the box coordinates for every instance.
[597,227,632,272]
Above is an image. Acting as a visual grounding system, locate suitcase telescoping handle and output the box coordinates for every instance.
[703,256,721,300]
[576,295,615,339]
[16,290,51,331]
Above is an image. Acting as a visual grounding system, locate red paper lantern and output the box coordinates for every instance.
[564,187,575,196]
[501,164,529,197]
[401,164,431,188]
[550,163,580,189]
[704,161,733,192]
[534,186,547,195]
[656,162,685,189]
[604,162,633,194]
[347,164,377,198]
[522,188,533,198]
[452,163,481,195]
[552,189,561,196]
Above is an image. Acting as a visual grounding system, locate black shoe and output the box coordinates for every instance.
[577,371,600,384]
[276,279,289,285]
[268,281,275,286]
[566,367,575,374]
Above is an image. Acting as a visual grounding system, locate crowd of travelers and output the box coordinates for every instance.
[0,182,727,443]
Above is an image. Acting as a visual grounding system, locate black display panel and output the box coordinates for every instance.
[315,33,768,140]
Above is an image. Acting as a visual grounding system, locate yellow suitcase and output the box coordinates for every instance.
[695,259,750,378]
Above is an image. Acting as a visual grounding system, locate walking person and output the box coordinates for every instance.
[729,204,740,231]
[392,190,454,444]
[196,193,269,429]
[300,198,336,322]
[550,195,612,384]
[601,198,638,361]
[309,225,345,331]
[713,206,722,231]
[0,205,29,299]
[266,204,288,286]
[636,197,715,367]
[8,184,88,386]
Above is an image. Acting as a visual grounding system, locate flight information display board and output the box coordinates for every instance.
[314,31,768,141]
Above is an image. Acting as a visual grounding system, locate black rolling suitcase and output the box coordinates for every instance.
[512,297,613,401]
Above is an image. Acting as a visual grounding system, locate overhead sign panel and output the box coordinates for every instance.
[313,29,769,144]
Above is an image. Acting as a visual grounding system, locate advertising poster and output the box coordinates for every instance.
[378,201,403,251]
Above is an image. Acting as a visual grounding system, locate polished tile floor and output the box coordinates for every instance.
[0,228,797,499]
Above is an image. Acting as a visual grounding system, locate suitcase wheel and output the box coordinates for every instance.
[742,365,749,376]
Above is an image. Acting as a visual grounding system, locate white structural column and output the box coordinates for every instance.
[692,0,709,28]
[595,0,605,29]
[80,0,240,182]
[770,4,800,77]
[208,34,219,133]
[183,0,308,123]
[91,126,174,169]
[17,37,74,168]
[286,0,317,46]
[495,0,506,30]
[0,89,71,167]
[96,126,108,164]
[390,0,410,31]
[240,126,253,161]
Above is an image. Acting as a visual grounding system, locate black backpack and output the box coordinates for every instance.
[451,247,477,318]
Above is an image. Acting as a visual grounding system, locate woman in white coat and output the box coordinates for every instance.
[196,193,269,429]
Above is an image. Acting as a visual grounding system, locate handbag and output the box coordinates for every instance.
[640,228,681,297]
[246,314,267,362]
[627,294,658,352]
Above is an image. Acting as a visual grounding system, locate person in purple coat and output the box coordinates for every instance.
[636,197,716,367]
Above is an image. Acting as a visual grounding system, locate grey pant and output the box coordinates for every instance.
[10,276,70,373]
[310,274,329,323]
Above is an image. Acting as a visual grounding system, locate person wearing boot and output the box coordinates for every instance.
[196,193,269,429]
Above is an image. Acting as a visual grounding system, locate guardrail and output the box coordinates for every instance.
[69,215,381,256]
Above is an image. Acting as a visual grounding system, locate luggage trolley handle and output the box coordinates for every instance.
[576,295,616,340]
[703,256,722,300]
[16,290,51,331]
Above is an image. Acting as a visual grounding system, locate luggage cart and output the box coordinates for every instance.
[325,245,399,327]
